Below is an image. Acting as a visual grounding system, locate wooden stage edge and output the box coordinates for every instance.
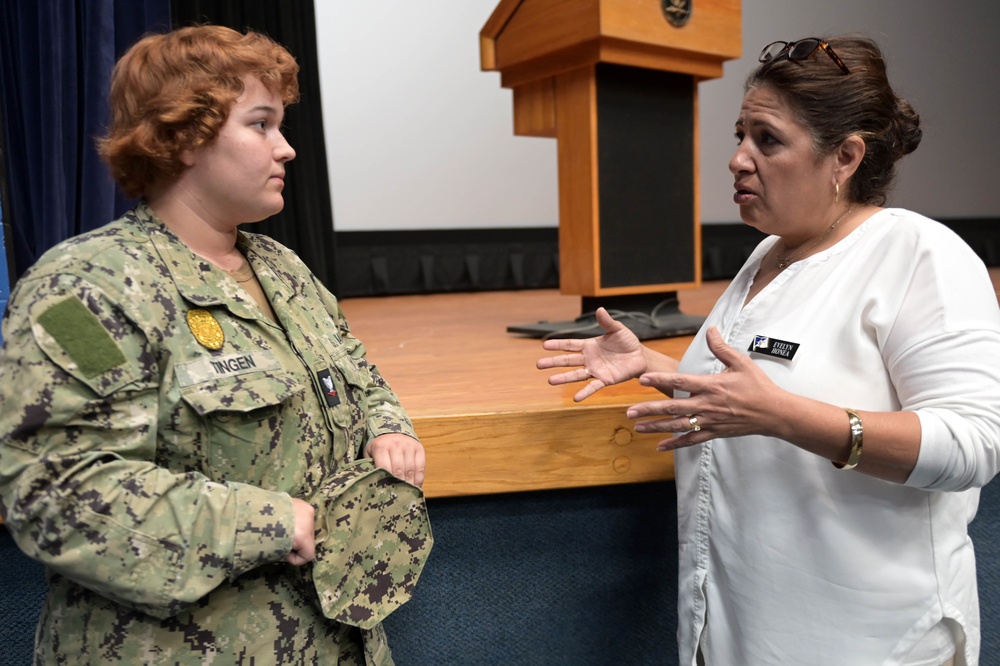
[342,268,1000,499]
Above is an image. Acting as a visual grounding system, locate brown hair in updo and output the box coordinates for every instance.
[746,36,921,206]
[98,25,300,198]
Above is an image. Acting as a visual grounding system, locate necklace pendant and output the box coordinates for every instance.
[777,259,789,269]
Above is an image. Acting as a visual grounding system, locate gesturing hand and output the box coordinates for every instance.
[627,327,781,450]
[536,307,648,402]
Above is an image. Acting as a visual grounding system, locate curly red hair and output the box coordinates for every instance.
[98,25,300,198]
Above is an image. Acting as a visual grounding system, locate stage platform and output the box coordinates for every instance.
[340,281,729,498]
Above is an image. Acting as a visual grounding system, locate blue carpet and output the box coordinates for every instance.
[0,527,46,666]
[384,481,679,665]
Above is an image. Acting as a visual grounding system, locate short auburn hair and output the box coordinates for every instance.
[98,25,300,198]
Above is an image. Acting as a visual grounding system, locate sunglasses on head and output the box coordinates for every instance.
[758,38,850,75]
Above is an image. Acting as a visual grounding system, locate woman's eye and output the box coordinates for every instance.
[252,120,267,131]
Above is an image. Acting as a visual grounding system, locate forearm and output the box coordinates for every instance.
[640,347,680,396]
[1,446,296,617]
[642,346,680,375]
[765,391,921,484]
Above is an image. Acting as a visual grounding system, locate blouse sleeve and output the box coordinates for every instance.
[880,227,1000,491]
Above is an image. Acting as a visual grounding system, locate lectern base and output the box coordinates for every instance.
[507,292,705,341]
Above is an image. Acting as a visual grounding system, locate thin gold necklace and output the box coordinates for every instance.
[776,206,853,269]
[229,260,256,284]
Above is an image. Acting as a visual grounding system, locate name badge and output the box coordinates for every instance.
[175,351,281,387]
[748,335,800,360]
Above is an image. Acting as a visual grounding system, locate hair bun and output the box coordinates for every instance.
[891,97,922,159]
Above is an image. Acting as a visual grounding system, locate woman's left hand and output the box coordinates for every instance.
[627,327,783,451]
[366,433,426,487]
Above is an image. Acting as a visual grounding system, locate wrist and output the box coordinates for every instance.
[832,408,864,470]
[641,347,676,375]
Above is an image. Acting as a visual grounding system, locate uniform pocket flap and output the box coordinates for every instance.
[177,365,303,416]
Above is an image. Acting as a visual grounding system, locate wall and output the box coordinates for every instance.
[315,0,1000,231]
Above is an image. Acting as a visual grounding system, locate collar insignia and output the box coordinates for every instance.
[317,368,341,407]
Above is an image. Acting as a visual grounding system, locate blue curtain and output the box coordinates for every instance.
[0,0,171,280]
[0,214,9,347]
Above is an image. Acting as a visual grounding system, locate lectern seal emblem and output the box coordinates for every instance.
[662,0,692,27]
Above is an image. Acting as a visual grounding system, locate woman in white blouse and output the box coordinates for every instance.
[538,36,1000,666]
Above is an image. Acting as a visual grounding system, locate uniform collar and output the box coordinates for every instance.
[129,202,292,314]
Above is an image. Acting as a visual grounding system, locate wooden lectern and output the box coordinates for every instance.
[481,0,741,339]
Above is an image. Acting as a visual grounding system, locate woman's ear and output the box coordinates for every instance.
[835,134,866,182]
[179,148,197,168]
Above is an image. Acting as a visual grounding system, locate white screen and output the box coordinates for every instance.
[315,0,1000,231]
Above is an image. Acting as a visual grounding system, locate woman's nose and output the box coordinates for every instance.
[729,141,752,175]
[276,131,296,162]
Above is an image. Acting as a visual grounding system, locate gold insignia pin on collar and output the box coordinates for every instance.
[187,309,225,350]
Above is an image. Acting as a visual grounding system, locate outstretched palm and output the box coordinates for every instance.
[537,307,649,401]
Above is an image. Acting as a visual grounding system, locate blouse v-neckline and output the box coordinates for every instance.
[740,209,883,309]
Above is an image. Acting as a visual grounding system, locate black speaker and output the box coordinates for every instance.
[596,63,695,289]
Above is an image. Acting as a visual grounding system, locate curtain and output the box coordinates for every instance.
[0,213,9,347]
[0,0,171,280]
[171,0,338,292]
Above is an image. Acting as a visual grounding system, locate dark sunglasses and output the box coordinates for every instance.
[758,38,850,75]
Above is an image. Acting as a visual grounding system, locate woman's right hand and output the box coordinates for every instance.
[536,307,649,402]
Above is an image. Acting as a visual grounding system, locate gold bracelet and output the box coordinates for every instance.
[833,408,863,470]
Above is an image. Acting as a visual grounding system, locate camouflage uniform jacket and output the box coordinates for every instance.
[0,203,418,664]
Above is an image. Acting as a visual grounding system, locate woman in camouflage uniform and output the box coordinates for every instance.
[0,25,430,665]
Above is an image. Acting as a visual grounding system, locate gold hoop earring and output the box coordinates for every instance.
[835,182,840,202]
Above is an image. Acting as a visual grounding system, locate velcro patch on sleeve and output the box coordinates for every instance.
[37,297,126,378]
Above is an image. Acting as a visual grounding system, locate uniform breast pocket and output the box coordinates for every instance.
[178,369,305,484]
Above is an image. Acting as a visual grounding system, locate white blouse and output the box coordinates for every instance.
[674,209,1000,665]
